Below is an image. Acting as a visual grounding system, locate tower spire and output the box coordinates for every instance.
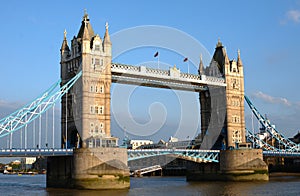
[198,54,204,75]
[60,29,70,54]
[103,22,111,44]
[237,49,243,67]
[77,9,94,39]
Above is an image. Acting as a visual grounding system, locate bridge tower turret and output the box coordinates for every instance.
[223,48,246,148]
[199,39,246,149]
[60,11,116,149]
[60,30,70,80]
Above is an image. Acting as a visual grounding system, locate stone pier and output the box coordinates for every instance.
[47,148,130,189]
[187,149,269,181]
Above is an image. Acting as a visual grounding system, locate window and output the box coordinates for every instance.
[95,44,100,51]
[89,140,93,148]
[99,106,104,114]
[95,106,99,114]
[100,123,104,128]
[90,123,94,134]
[90,86,93,92]
[95,58,100,65]
[95,126,99,134]
[95,86,98,93]
[90,106,94,114]
[100,86,104,93]
[232,115,240,123]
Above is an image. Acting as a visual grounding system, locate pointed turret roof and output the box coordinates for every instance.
[61,29,70,51]
[77,11,95,40]
[103,22,111,44]
[237,49,243,67]
[212,38,228,75]
[198,54,204,75]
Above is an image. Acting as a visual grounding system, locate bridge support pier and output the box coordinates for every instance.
[187,149,269,181]
[47,148,130,189]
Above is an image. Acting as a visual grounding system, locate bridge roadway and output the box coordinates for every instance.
[1,148,300,160]
[111,63,226,92]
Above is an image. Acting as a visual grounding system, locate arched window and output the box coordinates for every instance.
[100,86,104,93]
[90,123,94,134]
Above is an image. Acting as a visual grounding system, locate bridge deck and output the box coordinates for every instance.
[0,148,73,157]
[111,63,226,92]
[1,148,299,158]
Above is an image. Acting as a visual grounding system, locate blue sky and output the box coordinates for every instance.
[0,0,300,148]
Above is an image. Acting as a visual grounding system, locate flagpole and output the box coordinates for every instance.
[158,54,160,69]
[183,57,189,74]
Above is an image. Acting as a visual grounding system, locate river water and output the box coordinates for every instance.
[0,174,299,195]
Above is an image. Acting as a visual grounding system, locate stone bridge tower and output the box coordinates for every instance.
[60,12,116,148]
[200,40,246,149]
[192,40,268,181]
[51,12,130,190]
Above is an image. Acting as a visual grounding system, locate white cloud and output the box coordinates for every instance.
[253,91,292,106]
[286,9,300,23]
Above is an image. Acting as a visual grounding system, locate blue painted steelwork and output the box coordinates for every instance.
[1,148,300,160]
[246,128,279,151]
[127,149,220,163]
[245,96,300,152]
[0,71,82,138]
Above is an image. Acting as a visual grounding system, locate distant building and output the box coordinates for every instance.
[126,139,153,149]
[168,136,178,143]
[289,132,300,144]
[21,157,36,170]
[11,160,21,165]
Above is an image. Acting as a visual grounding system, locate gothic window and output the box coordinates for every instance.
[95,58,100,65]
[95,106,99,114]
[95,86,98,93]
[90,86,94,92]
[100,85,104,93]
[95,44,100,51]
[232,130,241,143]
[90,123,94,134]
[90,106,94,114]
[99,106,104,114]
[88,140,93,148]
[231,79,240,90]
[232,115,240,123]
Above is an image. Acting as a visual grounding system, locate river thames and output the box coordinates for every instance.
[0,174,299,195]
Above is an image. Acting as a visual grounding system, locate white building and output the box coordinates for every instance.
[127,139,153,149]
[21,157,36,170]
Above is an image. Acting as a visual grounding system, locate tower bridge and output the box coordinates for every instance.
[0,12,299,189]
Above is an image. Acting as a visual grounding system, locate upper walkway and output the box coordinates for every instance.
[111,63,226,92]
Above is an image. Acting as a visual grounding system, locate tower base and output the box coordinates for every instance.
[187,149,269,181]
[47,148,130,189]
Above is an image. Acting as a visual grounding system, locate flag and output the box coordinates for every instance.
[183,57,188,62]
[154,51,159,57]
